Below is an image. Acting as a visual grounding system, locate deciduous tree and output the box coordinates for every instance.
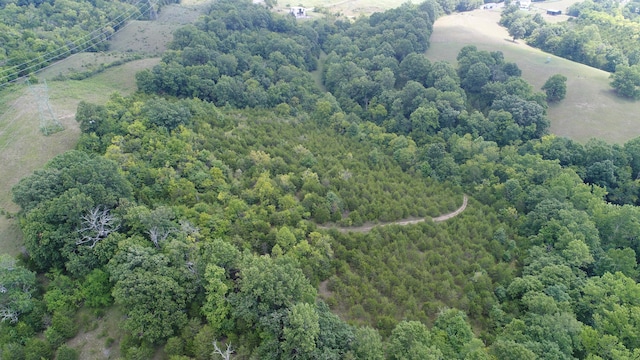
[542,74,567,102]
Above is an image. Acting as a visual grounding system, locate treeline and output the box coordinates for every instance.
[500,0,640,98]
[135,0,322,109]
[0,0,165,84]
[522,135,640,206]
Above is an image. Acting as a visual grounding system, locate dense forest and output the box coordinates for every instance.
[4,0,640,359]
[499,0,640,98]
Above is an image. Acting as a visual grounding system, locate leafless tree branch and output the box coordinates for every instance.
[147,226,175,248]
[0,308,19,323]
[212,341,234,360]
[76,206,120,248]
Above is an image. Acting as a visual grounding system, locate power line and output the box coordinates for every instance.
[0,0,155,86]
[26,79,64,136]
[0,1,152,83]
[0,0,149,78]
[0,0,150,76]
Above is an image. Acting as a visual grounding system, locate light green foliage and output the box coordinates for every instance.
[81,268,113,308]
[352,327,384,360]
[202,264,231,333]
[561,239,594,268]
[24,338,52,360]
[387,321,443,360]
[579,272,640,350]
[276,226,297,251]
[282,303,320,359]
[43,272,79,314]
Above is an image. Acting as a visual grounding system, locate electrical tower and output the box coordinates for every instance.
[26,79,64,136]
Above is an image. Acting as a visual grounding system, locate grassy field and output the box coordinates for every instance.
[272,0,421,18]
[426,8,640,144]
[109,2,207,55]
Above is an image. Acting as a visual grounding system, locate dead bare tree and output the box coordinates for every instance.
[147,226,174,248]
[180,219,200,239]
[0,308,19,323]
[213,341,234,360]
[77,206,120,248]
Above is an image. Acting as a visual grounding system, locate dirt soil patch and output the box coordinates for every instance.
[319,195,468,233]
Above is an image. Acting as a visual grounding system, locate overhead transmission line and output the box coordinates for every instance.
[0,0,155,87]
[0,0,149,77]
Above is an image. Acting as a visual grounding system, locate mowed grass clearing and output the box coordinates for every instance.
[426,8,640,144]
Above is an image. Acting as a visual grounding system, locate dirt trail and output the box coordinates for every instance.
[319,195,468,233]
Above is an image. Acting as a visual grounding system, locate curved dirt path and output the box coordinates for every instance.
[319,195,468,233]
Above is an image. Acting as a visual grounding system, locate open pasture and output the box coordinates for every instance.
[426,8,640,144]
[274,0,421,17]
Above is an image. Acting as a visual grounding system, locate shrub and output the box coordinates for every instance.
[24,338,52,360]
[56,345,79,360]
[164,337,185,357]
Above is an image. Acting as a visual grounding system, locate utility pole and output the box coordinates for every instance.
[26,79,63,135]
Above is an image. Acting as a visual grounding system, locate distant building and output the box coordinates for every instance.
[519,0,531,9]
[547,9,562,15]
[290,7,307,18]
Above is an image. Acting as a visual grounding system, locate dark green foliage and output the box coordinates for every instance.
[24,338,52,360]
[326,201,506,332]
[136,0,321,109]
[108,243,195,344]
[508,18,527,42]
[0,0,138,83]
[143,97,193,131]
[229,255,316,327]
[542,74,567,102]
[56,345,79,360]
[12,150,132,272]
[0,255,36,324]
[610,64,640,99]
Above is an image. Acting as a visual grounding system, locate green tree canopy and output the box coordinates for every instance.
[542,74,567,102]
